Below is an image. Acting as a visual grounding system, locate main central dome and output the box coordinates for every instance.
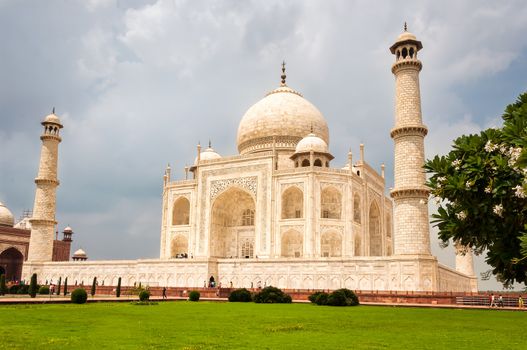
[237,80,329,155]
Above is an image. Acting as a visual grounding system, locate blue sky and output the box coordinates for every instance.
[0,0,526,290]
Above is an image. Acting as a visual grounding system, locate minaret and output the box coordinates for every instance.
[389,25,431,256]
[27,109,63,261]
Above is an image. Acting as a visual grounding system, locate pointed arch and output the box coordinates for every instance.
[172,197,190,225]
[386,214,392,238]
[369,201,382,256]
[170,234,188,257]
[320,231,342,257]
[353,194,361,223]
[281,186,303,219]
[354,234,362,256]
[321,186,342,219]
[0,247,24,281]
[314,159,322,167]
[281,230,303,257]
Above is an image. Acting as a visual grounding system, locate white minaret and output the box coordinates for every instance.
[27,110,63,261]
[389,25,431,256]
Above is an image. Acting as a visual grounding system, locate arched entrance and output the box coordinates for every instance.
[0,247,24,281]
[210,187,256,258]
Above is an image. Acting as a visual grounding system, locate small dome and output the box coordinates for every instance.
[194,146,221,165]
[73,249,87,257]
[0,202,15,227]
[396,31,417,42]
[295,133,329,154]
[43,113,62,125]
[63,226,73,233]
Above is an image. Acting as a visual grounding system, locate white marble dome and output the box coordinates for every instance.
[295,133,329,154]
[0,201,14,227]
[73,249,87,257]
[43,113,62,125]
[194,146,221,165]
[237,85,329,154]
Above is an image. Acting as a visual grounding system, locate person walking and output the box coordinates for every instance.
[489,293,497,308]
[162,287,167,300]
[498,294,504,307]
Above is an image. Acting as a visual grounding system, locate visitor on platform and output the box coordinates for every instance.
[498,294,504,307]
[162,287,167,300]
[489,294,496,308]
[519,295,524,308]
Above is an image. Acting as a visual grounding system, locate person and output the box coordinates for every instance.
[489,294,496,308]
[498,294,504,307]
[518,295,524,308]
[162,287,167,300]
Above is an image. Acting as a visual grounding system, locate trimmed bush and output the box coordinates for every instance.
[56,277,62,295]
[116,277,121,297]
[326,289,359,307]
[253,286,292,304]
[29,273,38,298]
[139,290,150,302]
[9,284,21,294]
[309,291,329,305]
[188,290,200,301]
[228,288,252,302]
[63,277,68,296]
[91,277,97,296]
[0,274,7,295]
[38,286,50,295]
[71,288,88,304]
[17,285,29,294]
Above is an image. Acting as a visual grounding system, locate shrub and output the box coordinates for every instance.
[91,277,97,296]
[9,284,21,294]
[28,273,38,298]
[308,291,329,305]
[139,290,150,302]
[56,277,62,295]
[326,289,359,307]
[116,277,121,298]
[63,277,68,296]
[38,286,50,295]
[0,274,6,295]
[17,285,29,294]
[253,286,292,304]
[188,290,200,301]
[228,288,252,302]
[71,288,88,304]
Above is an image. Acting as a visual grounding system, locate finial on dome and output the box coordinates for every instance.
[208,139,212,148]
[310,123,313,133]
[280,60,287,86]
[52,107,55,114]
[404,22,407,32]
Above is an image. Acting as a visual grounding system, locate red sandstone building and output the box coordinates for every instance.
[0,202,73,282]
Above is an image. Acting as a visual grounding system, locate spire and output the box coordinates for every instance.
[208,139,212,148]
[52,107,55,114]
[280,60,287,86]
[404,22,407,32]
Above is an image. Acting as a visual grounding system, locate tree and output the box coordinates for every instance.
[29,273,38,298]
[0,274,6,295]
[425,93,527,285]
[63,277,68,296]
[56,277,62,296]
[116,277,121,298]
[91,277,97,297]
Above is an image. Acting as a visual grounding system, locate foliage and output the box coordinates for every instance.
[1,303,524,349]
[188,290,200,301]
[57,277,62,295]
[28,273,38,298]
[308,291,329,305]
[16,285,29,294]
[228,288,253,302]
[0,274,6,295]
[71,288,88,304]
[63,277,68,296]
[38,286,50,295]
[116,277,121,298]
[139,290,150,302]
[425,92,527,285]
[8,284,21,294]
[253,286,292,304]
[91,277,97,296]
[326,289,359,306]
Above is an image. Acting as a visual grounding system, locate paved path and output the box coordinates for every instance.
[0,295,526,311]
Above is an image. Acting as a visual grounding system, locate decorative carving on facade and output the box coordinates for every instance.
[280,182,304,192]
[171,193,191,202]
[210,176,258,200]
[320,225,344,234]
[280,225,304,234]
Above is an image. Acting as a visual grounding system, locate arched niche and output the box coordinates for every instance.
[281,186,303,219]
[170,235,188,257]
[210,187,255,258]
[172,197,190,225]
[320,231,342,257]
[354,234,362,256]
[281,230,303,257]
[321,186,342,219]
[386,214,392,238]
[353,194,361,223]
[369,201,382,256]
[0,247,24,281]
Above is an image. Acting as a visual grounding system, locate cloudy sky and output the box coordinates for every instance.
[1,0,525,290]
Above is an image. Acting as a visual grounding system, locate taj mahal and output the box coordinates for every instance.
[0,27,478,292]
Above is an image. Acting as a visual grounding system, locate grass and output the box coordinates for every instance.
[0,301,525,349]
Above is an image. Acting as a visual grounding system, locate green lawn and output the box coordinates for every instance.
[0,301,524,349]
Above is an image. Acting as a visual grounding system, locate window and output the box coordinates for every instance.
[242,209,254,226]
[241,240,254,258]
